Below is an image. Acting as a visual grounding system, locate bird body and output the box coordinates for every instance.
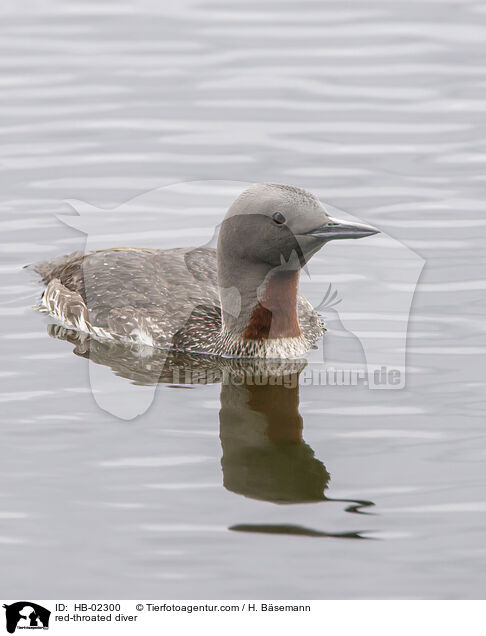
[34,184,378,359]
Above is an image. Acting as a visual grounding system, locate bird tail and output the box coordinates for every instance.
[30,251,85,283]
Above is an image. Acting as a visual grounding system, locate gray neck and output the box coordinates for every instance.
[217,253,304,345]
[217,255,271,336]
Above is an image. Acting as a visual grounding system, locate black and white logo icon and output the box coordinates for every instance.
[2,603,50,633]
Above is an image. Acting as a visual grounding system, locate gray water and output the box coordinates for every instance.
[1,0,486,599]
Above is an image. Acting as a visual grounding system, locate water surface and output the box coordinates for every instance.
[1,0,486,599]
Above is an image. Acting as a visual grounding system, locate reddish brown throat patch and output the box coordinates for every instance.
[242,271,301,340]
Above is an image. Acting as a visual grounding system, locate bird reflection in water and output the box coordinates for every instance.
[48,325,375,539]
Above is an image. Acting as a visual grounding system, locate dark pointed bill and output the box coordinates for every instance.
[305,216,379,241]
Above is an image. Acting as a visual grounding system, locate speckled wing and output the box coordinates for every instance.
[36,246,221,348]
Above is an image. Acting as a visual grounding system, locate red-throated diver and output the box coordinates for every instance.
[34,183,378,358]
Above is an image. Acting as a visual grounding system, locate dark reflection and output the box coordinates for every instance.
[230,524,370,539]
[220,370,328,504]
[219,370,373,514]
[48,325,374,536]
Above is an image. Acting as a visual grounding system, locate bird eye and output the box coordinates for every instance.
[272,212,286,225]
